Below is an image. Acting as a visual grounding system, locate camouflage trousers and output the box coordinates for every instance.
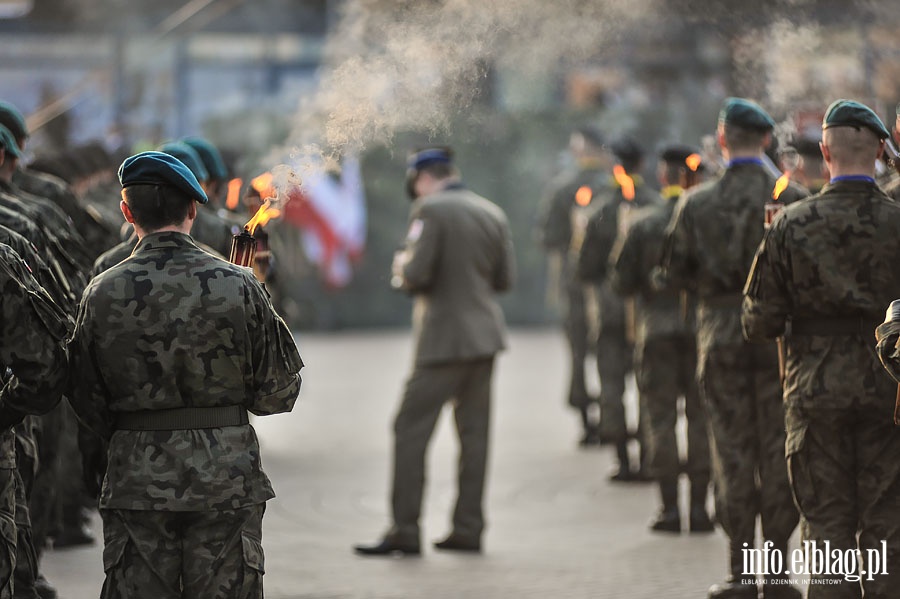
[786,402,900,598]
[596,327,633,442]
[0,468,15,599]
[99,504,265,599]
[635,334,709,481]
[562,280,592,408]
[700,343,797,546]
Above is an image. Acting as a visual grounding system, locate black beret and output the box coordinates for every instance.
[822,99,890,140]
[118,151,208,204]
[719,97,775,131]
[659,143,700,165]
[792,137,823,158]
[610,135,643,163]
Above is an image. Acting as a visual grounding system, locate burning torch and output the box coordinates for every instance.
[229,169,295,283]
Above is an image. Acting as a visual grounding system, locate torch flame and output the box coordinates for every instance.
[685,153,702,172]
[245,199,281,235]
[575,185,592,206]
[772,172,790,200]
[612,165,635,201]
[225,177,243,211]
[250,172,275,201]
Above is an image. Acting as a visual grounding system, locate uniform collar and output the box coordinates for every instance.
[820,178,880,194]
[133,231,199,253]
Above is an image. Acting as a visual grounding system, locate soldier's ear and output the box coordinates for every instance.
[120,198,135,224]
[187,202,198,221]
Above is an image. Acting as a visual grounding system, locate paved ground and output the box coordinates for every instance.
[43,328,753,598]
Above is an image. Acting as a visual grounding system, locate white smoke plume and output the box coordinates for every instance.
[280,0,655,160]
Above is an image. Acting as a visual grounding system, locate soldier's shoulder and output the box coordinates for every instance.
[678,178,718,208]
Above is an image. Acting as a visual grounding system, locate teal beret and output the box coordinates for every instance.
[822,99,890,140]
[181,136,228,180]
[118,151,208,204]
[157,141,209,182]
[0,125,21,159]
[0,101,27,141]
[719,97,775,131]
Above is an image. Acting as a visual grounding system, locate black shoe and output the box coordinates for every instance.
[578,427,601,447]
[649,508,681,533]
[52,525,96,549]
[433,534,481,553]
[608,467,635,482]
[353,537,421,556]
[689,505,715,533]
[630,468,654,483]
[708,580,758,599]
[34,575,58,599]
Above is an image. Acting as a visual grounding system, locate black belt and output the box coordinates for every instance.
[790,317,881,337]
[114,406,249,431]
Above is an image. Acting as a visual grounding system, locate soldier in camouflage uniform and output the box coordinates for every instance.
[537,126,610,445]
[744,100,900,599]
[610,144,712,532]
[578,136,658,481]
[660,98,805,599]
[67,151,303,599]
[0,121,70,599]
[0,238,69,599]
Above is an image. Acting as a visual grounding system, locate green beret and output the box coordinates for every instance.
[118,151,208,204]
[157,141,209,183]
[822,99,890,140]
[719,97,775,131]
[0,125,21,159]
[0,101,27,141]
[181,136,228,180]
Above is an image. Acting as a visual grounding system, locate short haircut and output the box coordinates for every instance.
[722,123,769,153]
[122,184,192,232]
[822,126,881,170]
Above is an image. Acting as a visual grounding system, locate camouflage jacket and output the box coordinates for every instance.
[578,178,660,332]
[610,193,691,345]
[0,243,69,468]
[537,164,608,255]
[743,179,900,412]
[660,161,807,366]
[12,167,118,260]
[68,232,304,511]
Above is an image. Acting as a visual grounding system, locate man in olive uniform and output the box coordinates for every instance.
[578,135,658,481]
[744,100,900,598]
[660,98,805,599]
[67,151,304,598]
[610,145,712,533]
[538,127,610,445]
[355,146,514,556]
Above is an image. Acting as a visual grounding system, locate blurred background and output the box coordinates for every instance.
[3,0,900,330]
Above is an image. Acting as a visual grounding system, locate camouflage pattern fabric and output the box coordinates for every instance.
[661,162,805,549]
[68,231,303,511]
[611,195,708,480]
[0,469,15,599]
[100,504,264,599]
[12,168,117,261]
[537,165,607,409]
[0,243,70,598]
[743,179,900,596]
[578,179,658,441]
